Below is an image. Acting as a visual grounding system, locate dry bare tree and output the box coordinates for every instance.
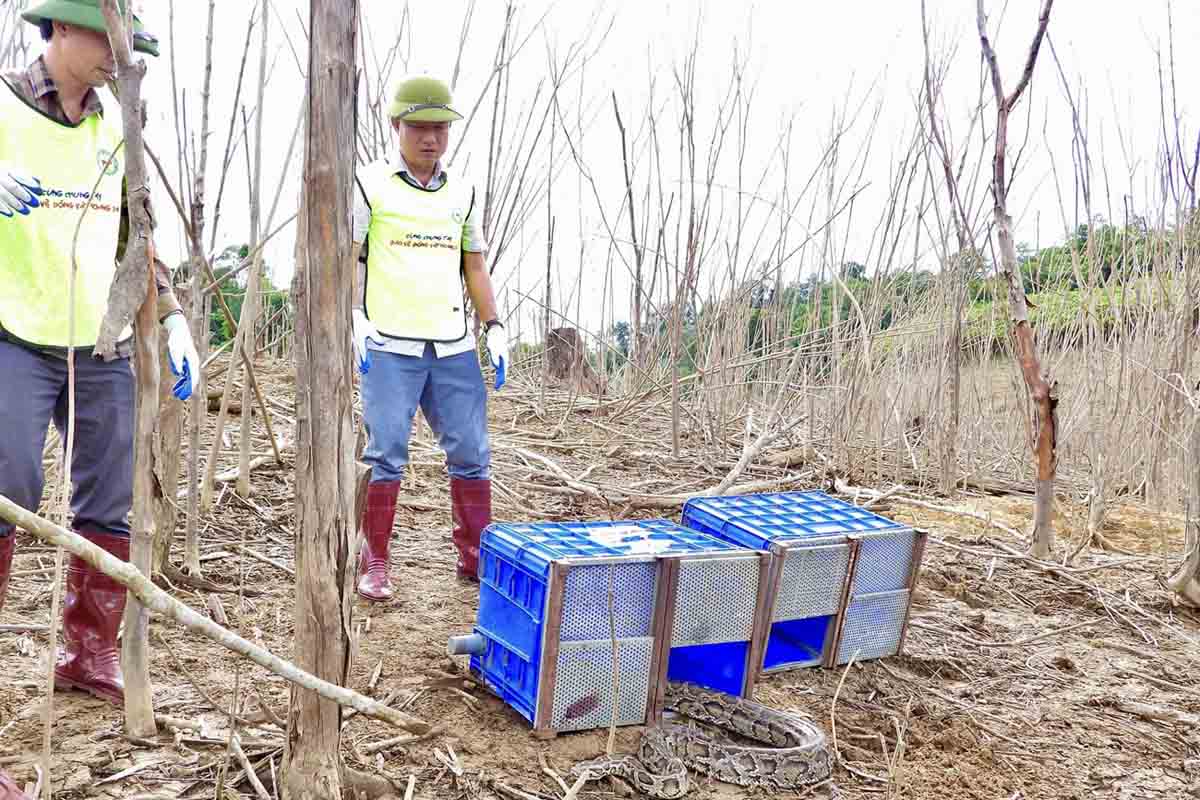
[921,0,982,497]
[95,0,159,740]
[976,0,1059,558]
[236,1,270,499]
[283,0,358,795]
[1170,388,1200,604]
[183,0,217,576]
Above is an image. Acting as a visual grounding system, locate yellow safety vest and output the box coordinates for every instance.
[357,159,474,342]
[0,79,125,348]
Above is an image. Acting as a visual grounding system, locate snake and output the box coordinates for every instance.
[569,681,833,798]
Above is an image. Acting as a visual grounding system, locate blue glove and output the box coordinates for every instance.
[0,164,42,217]
[163,313,200,401]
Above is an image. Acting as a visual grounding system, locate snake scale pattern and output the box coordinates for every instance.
[570,681,832,798]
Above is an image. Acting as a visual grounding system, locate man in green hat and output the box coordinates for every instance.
[350,74,508,600]
[0,7,196,794]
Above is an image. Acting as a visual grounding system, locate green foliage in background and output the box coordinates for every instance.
[208,244,290,347]
[593,213,1193,377]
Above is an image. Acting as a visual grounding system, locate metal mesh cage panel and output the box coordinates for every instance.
[549,637,654,732]
[559,562,658,642]
[850,531,918,594]
[772,544,851,622]
[670,555,761,647]
[834,589,910,664]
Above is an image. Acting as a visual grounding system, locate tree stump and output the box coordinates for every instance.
[545,327,603,395]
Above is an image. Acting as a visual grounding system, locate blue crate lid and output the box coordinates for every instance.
[481,518,744,577]
[682,491,907,550]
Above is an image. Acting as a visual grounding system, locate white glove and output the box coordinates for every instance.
[163,312,201,401]
[352,308,381,374]
[0,164,42,217]
[485,321,508,390]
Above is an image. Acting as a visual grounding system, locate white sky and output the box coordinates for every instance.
[58,0,1200,337]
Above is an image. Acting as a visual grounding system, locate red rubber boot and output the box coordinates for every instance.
[450,478,492,581]
[357,480,401,601]
[55,530,129,706]
[0,534,14,615]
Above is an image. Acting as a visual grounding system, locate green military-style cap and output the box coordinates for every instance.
[388,75,463,123]
[23,0,160,57]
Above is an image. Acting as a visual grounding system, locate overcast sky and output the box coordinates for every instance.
[23,0,1197,338]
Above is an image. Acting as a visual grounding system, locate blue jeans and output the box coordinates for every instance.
[361,344,491,482]
[0,338,134,538]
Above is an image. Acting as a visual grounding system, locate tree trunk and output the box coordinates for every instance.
[184,0,217,579]
[996,212,1058,558]
[940,260,962,497]
[921,1,967,498]
[97,0,159,739]
[613,93,645,361]
[238,0,270,499]
[1169,410,1200,607]
[153,286,186,576]
[1082,239,1107,548]
[977,0,1058,558]
[283,1,358,796]
[124,267,159,738]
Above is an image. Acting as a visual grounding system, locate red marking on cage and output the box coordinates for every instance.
[563,694,600,720]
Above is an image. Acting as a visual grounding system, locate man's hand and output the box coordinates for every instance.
[0,164,42,217]
[163,313,200,401]
[485,321,508,390]
[352,308,381,375]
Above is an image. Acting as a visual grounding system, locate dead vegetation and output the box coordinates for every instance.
[4,364,1200,799]
[2,0,1200,797]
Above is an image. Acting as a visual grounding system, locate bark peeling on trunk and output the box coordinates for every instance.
[282,1,360,796]
[977,0,1059,559]
[98,0,158,738]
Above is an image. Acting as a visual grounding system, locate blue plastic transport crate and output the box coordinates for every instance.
[464,519,770,735]
[682,491,927,671]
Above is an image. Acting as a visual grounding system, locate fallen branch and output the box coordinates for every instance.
[1100,698,1200,728]
[231,735,272,800]
[625,473,813,510]
[359,723,446,756]
[708,414,807,496]
[0,495,429,734]
[233,545,295,578]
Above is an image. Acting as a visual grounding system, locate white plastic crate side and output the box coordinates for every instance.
[559,561,658,642]
[550,637,654,732]
[771,543,852,622]
[850,530,918,594]
[670,554,761,647]
[834,589,910,664]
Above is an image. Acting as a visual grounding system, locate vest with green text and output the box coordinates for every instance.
[357,159,474,342]
[0,79,124,348]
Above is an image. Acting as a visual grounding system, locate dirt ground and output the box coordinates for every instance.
[2,362,1199,799]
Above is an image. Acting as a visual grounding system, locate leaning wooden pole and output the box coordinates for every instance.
[97,0,158,739]
[283,1,359,796]
[977,0,1058,559]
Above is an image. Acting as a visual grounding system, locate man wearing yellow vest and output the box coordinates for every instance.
[0,8,198,794]
[351,75,508,599]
